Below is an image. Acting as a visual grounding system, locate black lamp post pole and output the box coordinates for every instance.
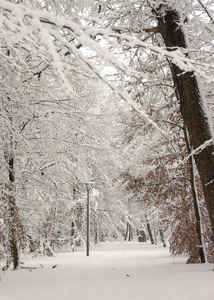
[86,184,90,257]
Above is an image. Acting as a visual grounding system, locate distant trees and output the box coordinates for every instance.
[119,111,214,262]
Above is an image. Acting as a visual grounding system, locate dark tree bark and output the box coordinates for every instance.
[146,219,155,244]
[159,229,166,248]
[124,220,133,241]
[5,153,19,270]
[3,49,20,270]
[184,127,206,263]
[4,114,19,269]
[153,5,214,240]
[9,159,19,270]
[9,200,19,270]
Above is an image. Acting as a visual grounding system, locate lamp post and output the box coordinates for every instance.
[85,180,102,256]
[85,183,90,257]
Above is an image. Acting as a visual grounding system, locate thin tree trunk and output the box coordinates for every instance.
[3,49,19,270]
[128,223,133,241]
[94,225,98,244]
[184,127,206,263]
[4,114,19,269]
[7,155,19,270]
[159,229,166,247]
[124,221,133,241]
[153,4,214,240]
[124,223,128,241]
[146,219,155,244]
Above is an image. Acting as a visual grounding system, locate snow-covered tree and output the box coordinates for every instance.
[1,0,214,268]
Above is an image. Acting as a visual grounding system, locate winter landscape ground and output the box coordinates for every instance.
[0,241,214,300]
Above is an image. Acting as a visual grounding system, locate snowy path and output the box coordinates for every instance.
[1,242,214,300]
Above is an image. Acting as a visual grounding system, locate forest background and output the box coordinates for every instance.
[1,0,214,270]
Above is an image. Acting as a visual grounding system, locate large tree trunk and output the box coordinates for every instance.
[153,5,214,240]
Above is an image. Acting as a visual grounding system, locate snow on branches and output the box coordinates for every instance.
[1,0,213,135]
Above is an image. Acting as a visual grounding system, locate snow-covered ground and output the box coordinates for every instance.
[1,242,214,300]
